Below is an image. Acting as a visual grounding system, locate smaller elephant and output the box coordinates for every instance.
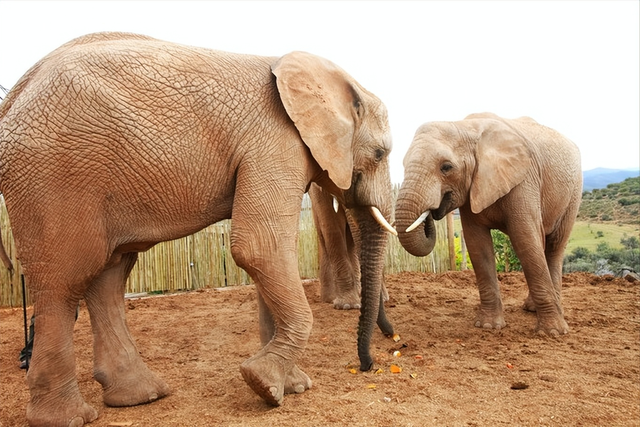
[395,112,582,336]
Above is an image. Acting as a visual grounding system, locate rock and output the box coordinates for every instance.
[618,267,640,282]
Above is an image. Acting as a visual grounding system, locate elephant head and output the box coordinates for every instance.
[395,113,532,256]
[273,52,395,371]
[272,51,395,222]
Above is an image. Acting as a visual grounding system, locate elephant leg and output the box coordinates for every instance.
[461,217,505,330]
[25,277,98,426]
[311,185,360,309]
[540,217,575,314]
[509,225,568,336]
[84,252,170,407]
[330,215,361,310]
[236,250,313,405]
[257,290,276,346]
[257,290,313,396]
[231,187,312,406]
[522,231,567,313]
[316,229,337,302]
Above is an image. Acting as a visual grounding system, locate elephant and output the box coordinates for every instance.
[0,32,395,426]
[308,183,394,369]
[395,112,582,336]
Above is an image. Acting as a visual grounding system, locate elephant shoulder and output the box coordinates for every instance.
[59,32,158,50]
[513,116,538,125]
[463,112,501,121]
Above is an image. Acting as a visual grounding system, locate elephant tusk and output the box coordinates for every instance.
[370,206,397,236]
[405,211,430,233]
[332,196,339,213]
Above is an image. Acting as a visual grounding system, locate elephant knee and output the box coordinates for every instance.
[230,238,261,274]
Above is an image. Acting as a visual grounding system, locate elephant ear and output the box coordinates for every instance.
[272,51,357,190]
[469,119,533,214]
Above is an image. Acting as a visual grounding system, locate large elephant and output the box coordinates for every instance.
[308,183,394,370]
[0,32,395,427]
[395,112,582,336]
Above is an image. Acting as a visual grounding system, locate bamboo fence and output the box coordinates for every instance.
[0,193,452,308]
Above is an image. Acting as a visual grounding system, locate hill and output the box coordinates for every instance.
[577,176,640,225]
[582,168,639,191]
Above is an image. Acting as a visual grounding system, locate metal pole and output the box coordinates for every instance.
[21,274,29,371]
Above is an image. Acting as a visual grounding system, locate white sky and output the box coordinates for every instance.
[1,1,638,184]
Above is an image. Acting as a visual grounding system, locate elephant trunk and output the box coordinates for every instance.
[395,184,438,257]
[354,206,389,371]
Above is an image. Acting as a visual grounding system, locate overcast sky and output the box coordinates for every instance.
[1,1,638,184]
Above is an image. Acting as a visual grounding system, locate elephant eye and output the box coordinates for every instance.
[374,148,385,162]
[441,162,453,173]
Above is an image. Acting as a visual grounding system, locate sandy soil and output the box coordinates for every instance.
[1,271,639,426]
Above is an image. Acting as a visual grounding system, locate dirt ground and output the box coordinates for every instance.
[1,271,639,426]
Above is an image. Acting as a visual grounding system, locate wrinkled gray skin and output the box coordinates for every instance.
[308,183,394,370]
[396,113,582,336]
[0,33,394,427]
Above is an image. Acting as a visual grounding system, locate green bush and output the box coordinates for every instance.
[563,236,640,274]
[491,230,521,272]
[621,235,639,249]
[619,197,640,206]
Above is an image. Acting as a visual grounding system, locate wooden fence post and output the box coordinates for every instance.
[446,212,456,271]
[460,229,467,271]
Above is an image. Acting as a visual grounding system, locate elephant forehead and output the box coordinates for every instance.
[364,98,392,145]
[404,135,452,167]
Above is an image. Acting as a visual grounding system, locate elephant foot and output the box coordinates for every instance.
[522,294,537,312]
[332,291,361,310]
[333,287,362,310]
[284,364,313,394]
[27,396,98,427]
[96,362,170,407]
[474,308,506,330]
[321,293,335,304]
[535,313,569,336]
[240,351,311,406]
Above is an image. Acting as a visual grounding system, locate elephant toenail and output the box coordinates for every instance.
[68,417,84,427]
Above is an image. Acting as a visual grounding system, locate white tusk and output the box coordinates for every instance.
[332,196,339,213]
[405,211,429,233]
[369,206,397,236]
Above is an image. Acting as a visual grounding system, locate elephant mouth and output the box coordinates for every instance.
[432,192,453,220]
[404,192,452,232]
[405,210,431,233]
[331,195,397,236]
